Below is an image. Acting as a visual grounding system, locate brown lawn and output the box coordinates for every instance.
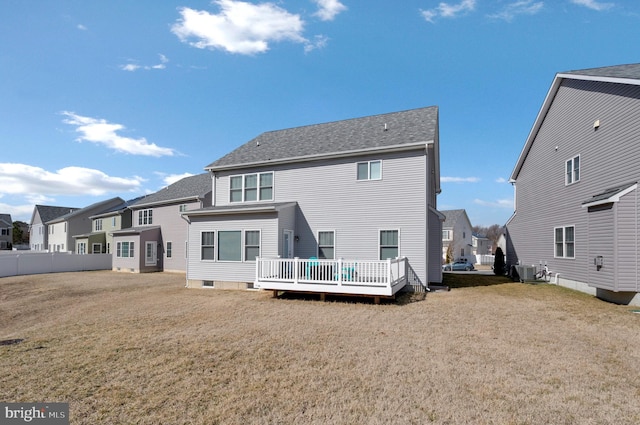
[1,271,639,424]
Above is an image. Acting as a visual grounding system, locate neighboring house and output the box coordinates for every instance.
[111,173,212,273]
[441,209,473,262]
[0,214,12,250]
[46,198,124,253]
[507,63,640,306]
[29,205,79,251]
[183,106,443,292]
[472,233,490,256]
[74,197,143,255]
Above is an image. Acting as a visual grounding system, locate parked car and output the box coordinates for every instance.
[442,261,475,271]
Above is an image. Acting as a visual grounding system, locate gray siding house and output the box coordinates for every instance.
[29,205,79,251]
[0,214,12,250]
[46,198,125,253]
[111,173,212,273]
[183,107,443,293]
[441,209,473,262]
[506,63,640,306]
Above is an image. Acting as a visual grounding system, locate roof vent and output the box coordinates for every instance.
[384,123,388,131]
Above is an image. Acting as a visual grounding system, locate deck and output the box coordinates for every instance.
[254,257,408,299]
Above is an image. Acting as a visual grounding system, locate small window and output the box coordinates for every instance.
[566,155,580,185]
[201,232,215,260]
[92,243,102,254]
[245,231,260,261]
[218,231,242,261]
[318,231,335,259]
[442,230,452,241]
[203,281,214,288]
[179,204,188,212]
[554,226,575,259]
[95,219,103,231]
[167,241,172,258]
[357,160,382,181]
[380,230,399,260]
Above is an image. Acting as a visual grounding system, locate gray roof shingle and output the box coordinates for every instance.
[34,205,79,224]
[563,63,640,80]
[582,182,637,206]
[206,106,438,170]
[441,209,466,227]
[132,173,211,208]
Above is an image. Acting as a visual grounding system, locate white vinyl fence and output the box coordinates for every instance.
[475,254,496,265]
[0,252,112,278]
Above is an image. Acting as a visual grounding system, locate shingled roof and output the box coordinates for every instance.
[33,205,79,224]
[132,173,211,208]
[563,63,640,80]
[206,106,438,170]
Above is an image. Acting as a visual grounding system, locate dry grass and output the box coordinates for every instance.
[1,271,639,424]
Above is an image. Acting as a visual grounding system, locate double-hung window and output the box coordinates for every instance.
[138,209,153,225]
[318,231,335,259]
[357,160,382,181]
[201,232,215,260]
[554,226,575,258]
[442,230,452,241]
[95,219,103,231]
[380,230,399,260]
[565,155,580,185]
[245,231,261,261]
[230,172,274,203]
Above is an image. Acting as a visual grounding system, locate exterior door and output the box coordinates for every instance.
[145,241,157,266]
[283,230,294,259]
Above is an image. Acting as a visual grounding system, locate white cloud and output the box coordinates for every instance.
[77,24,88,31]
[569,0,614,11]
[62,112,176,157]
[0,201,36,221]
[441,176,480,183]
[162,172,195,186]
[120,54,169,72]
[488,1,544,21]
[473,198,514,209]
[171,0,307,55]
[495,177,508,183]
[0,163,143,197]
[421,0,476,23]
[313,0,347,21]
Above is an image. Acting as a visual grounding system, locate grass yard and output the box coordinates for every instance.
[1,271,639,424]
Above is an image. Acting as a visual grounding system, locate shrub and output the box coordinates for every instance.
[493,247,505,275]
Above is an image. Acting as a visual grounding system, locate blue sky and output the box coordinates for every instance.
[1,0,638,226]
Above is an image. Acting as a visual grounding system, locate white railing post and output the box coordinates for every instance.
[255,258,260,286]
[293,257,299,285]
[337,258,343,286]
[387,258,392,289]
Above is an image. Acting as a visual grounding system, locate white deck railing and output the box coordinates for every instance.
[255,257,408,297]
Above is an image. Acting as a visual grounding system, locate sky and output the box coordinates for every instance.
[1,0,639,226]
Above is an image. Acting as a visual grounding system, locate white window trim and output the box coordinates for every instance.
[92,243,102,254]
[317,230,336,260]
[565,155,580,186]
[201,231,215,261]
[357,160,382,181]
[554,225,575,259]
[229,172,274,203]
[379,228,400,260]
[442,229,452,241]
[244,230,261,262]
[116,241,135,258]
[166,241,172,258]
[138,209,153,226]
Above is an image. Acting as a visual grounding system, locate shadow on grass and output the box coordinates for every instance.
[442,273,513,289]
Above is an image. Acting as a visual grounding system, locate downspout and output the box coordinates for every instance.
[180,212,191,288]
